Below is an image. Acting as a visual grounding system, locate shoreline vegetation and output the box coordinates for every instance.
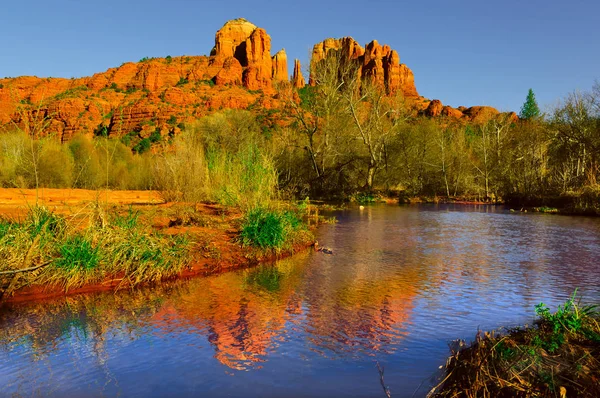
[0,188,318,304]
[431,292,600,397]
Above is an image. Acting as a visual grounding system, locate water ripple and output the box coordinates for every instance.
[1,204,600,397]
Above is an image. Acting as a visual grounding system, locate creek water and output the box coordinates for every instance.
[2,204,600,397]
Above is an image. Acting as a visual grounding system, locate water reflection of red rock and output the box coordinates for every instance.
[150,250,419,369]
[299,275,418,356]
[150,257,307,370]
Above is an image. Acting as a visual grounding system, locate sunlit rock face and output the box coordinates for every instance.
[291,59,306,88]
[309,37,419,98]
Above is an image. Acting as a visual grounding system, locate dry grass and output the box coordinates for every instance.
[430,294,600,397]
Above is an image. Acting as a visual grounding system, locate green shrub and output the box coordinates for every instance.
[240,208,302,250]
[206,145,277,208]
[149,129,162,143]
[133,138,151,154]
[0,219,12,240]
[534,290,599,352]
[112,208,139,230]
[25,206,64,239]
[352,192,379,204]
[176,77,189,87]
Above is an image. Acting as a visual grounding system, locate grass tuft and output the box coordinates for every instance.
[54,236,100,271]
[239,207,304,250]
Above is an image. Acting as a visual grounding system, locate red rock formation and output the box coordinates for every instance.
[461,106,500,124]
[397,64,418,97]
[292,59,306,88]
[211,19,278,91]
[242,28,273,90]
[424,99,444,117]
[309,37,418,98]
[0,18,507,141]
[272,49,288,82]
[215,57,243,86]
[442,106,464,119]
[211,18,257,60]
[420,99,516,124]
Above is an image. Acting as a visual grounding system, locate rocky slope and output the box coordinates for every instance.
[0,18,513,142]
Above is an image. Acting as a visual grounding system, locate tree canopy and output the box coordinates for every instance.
[519,88,541,120]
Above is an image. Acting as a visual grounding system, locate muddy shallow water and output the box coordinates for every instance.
[2,204,600,397]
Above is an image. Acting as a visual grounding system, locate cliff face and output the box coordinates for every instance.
[0,18,508,142]
[0,55,276,142]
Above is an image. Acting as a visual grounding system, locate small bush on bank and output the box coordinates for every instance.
[153,116,277,209]
[38,140,75,188]
[239,207,306,251]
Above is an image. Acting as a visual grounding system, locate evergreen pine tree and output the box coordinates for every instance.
[519,88,541,120]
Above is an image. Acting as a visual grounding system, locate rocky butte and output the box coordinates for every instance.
[0,18,515,142]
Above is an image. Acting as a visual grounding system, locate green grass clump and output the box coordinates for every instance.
[240,207,305,251]
[55,236,100,271]
[112,207,140,230]
[534,290,600,352]
[533,206,559,214]
[0,219,12,239]
[431,291,600,397]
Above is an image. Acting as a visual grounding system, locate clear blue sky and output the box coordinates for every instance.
[2,0,598,112]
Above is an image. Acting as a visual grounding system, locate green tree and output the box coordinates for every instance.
[519,88,541,120]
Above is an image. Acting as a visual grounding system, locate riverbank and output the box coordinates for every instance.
[430,294,600,397]
[0,188,315,304]
[394,192,600,216]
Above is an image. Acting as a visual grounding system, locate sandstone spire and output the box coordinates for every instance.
[292,59,305,88]
[272,49,288,82]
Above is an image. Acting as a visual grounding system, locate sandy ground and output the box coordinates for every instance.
[0,188,162,217]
